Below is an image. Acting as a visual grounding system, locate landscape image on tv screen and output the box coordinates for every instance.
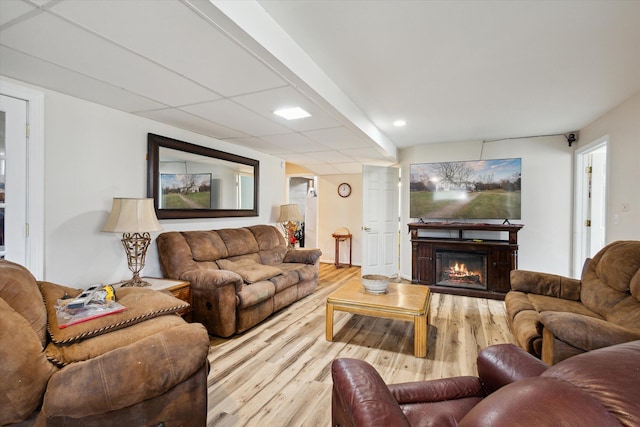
[410,158,521,220]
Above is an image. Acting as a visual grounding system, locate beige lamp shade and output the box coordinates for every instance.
[277,204,303,222]
[101,198,162,233]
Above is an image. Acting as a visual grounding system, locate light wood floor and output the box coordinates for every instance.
[206,263,515,426]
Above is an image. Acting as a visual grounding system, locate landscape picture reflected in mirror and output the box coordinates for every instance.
[410,158,522,220]
[160,173,211,209]
[147,133,259,219]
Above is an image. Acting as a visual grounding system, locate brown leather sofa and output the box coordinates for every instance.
[157,224,321,337]
[506,240,640,364]
[0,260,210,426]
[331,340,640,427]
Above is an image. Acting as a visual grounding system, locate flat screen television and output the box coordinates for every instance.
[409,158,521,220]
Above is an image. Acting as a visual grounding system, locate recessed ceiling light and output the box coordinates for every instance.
[273,107,311,120]
[393,119,407,127]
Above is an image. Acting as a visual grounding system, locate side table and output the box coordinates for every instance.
[140,277,193,322]
[332,232,352,268]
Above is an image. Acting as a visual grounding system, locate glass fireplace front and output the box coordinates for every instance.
[435,250,488,290]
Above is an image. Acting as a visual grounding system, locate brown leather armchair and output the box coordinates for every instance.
[331,341,640,426]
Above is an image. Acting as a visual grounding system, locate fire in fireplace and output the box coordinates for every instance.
[436,250,488,290]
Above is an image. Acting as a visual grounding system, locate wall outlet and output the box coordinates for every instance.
[613,214,619,225]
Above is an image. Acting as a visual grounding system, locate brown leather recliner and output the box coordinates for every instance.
[331,341,640,427]
[506,240,640,364]
[0,260,211,426]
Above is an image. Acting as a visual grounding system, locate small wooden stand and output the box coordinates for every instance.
[332,233,352,268]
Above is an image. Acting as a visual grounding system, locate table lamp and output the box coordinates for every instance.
[101,198,162,287]
[277,203,302,248]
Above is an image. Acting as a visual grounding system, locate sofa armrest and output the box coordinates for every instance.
[477,343,549,394]
[388,376,483,404]
[510,270,581,301]
[541,311,640,352]
[180,268,243,293]
[41,323,209,418]
[283,248,322,265]
[331,358,411,427]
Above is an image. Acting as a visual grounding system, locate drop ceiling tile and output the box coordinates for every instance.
[232,86,341,131]
[275,152,323,165]
[0,12,219,106]
[181,99,291,136]
[340,147,392,162]
[135,108,248,139]
[261,133,330,153]
[50,0,286,96]
[303,126,371,149]
[334,163,364,174]
[0,0,38,25]
[0,46,165,112]
[304,150,354,163]
[222,137,286,155]
[305,164,343,175]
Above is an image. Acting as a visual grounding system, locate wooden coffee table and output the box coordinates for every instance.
[326,279,431,357]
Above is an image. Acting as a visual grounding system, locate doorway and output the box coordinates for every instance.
[287,176,318,248]
[0,80,45,277]
[573,136,608,278]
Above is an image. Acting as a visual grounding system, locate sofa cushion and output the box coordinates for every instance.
[279,263,318,282]
[259,246,288,265]
[0,260,48,346]
[41,323,210,418]
[217,228,260,257]
[182,230,228,262]
[269,270,300,292]
[249,224,286,250]
[605,296,640,326]
[237,281,276,308]
[542,340,640,427]
[581,241,640,317]
[527,294,602,319]
[283,249,322,265]
[40,282,189,344]
[216,258,282,284]
[45,314,186,367]
[0,297,58,425]
[593,241,640,293]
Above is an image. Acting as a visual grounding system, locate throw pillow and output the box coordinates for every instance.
[39,282,189,344]
[45,314,186,367]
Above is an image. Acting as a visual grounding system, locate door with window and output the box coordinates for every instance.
[0,94,28,264]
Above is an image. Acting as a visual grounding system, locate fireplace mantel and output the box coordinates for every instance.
[408,222,524,300]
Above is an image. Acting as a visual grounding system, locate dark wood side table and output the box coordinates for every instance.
[332,232,352,268]
[140,277,193,322]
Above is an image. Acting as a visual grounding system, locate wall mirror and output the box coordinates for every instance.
[147,133,259,219]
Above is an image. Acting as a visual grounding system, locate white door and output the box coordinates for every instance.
[573,138,608,277]
[589,149,607,256]
[0,94,28,264]
[362,165,399,277]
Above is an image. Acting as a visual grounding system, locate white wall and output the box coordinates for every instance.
[578,91,640,241]
[399,136,575,279]
[318,174,363,266]
[23,82,287,286]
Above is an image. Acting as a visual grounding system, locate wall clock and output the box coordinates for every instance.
[338,182,352,198]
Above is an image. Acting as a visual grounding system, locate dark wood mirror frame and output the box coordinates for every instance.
[147,133,259,219]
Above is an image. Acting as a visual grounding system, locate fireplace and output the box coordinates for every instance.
[436,250,488,290]
[410,222,523,299]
